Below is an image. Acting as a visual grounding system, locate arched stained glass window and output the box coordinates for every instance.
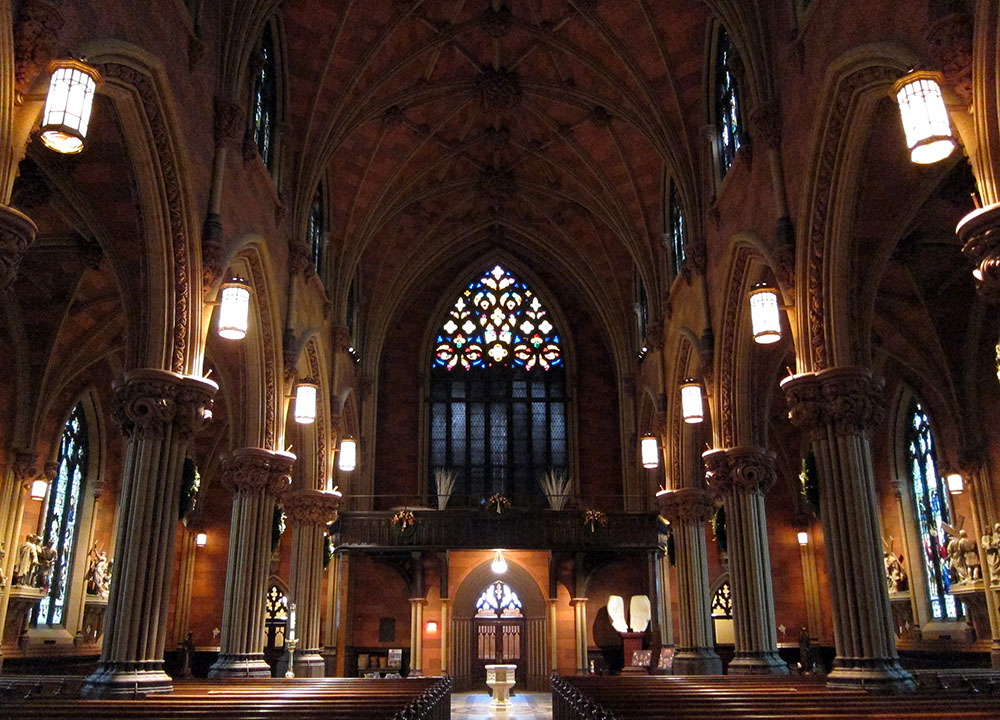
[475,581,523,618]
[429,265,567,507]
[711,582,732,619]
[906,398,960,620]
[309,183,324,271]
[714,25,743,178]
[35,403,88,627]
[252,24,278,171]
[434,265,562,371]
[668,180,686,275]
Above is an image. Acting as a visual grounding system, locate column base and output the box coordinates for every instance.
[207,653,272,679]
[728,651,789,675]
[82,662,174,698]
[826,658,915,692]
[673,648,723,675]
[991,639,1000,669]
[275,650,326,677]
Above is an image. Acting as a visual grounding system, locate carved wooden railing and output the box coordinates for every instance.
[335,509,659,551]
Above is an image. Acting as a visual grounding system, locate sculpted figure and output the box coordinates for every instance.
[86,545,112,597]
[983,523,1000,583]
[13,533,40,586]
[884,551,908,593]
[959,530,982,582]
[0,542,6,589]
[35,539,57,590]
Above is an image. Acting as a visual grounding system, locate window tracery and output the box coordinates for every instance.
[668,180,686,275]
[714,26,743,178]
[475,581,523,618]
[711,582,732,619]
[309,183,324,271]
[252,24,278,171]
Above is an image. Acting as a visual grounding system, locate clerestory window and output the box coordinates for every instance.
[714,25,743,178]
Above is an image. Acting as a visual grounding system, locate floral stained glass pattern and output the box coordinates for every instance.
[906,399,959,620]
[475,581,523,618]
[434,265,562,371]
[36,403,88,627]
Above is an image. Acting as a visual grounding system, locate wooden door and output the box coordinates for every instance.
[473,617,524,690]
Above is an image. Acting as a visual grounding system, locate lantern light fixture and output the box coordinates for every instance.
[640,434,660,469]
[293,378,319,424]
[491,549,508,575]
[425,620,439,635]
[39,59,102,155]
[946,473,964,495]
[749,284,783,344]
[891,70,956,165]
[29,478,49,501]
[195,532,208,547]
[679,379,705,424]
[797,531,809,546]
[337,437,357,472]
[217,278,252,340]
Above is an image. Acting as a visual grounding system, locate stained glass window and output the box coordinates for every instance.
[475,581,523,618]
[429,266,567,508]
[309,183,324,271]
[252,24,278,171]
[35,403,88,627]
[906,398,959,620]
[433,265,562,371]
[668,180,686,275]
[711,582,732,619]
[714,26,743,178]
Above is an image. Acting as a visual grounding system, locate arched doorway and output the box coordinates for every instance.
[452,557,547,691]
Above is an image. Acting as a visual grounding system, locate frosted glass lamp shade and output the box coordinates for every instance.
[338,438,357,472]
[640,435,659,469]
[680,379,705,424]
[797,531,809,546]
[29,478,49,501]
[892,71,955,165]
[946,473,964,495]
[195,532,208,547]
[294,379,319,424]
[217,279,252,340]
[749,284,782,344]
[40,60,101,154]
[491,549,507,574]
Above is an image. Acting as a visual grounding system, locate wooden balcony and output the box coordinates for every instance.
[334,508,660,551]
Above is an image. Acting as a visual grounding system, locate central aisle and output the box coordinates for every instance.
[452,691,553,719]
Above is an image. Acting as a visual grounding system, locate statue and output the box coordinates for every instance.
[12,533,40,587]
[798,628,812,674]
[0,541,6,590]
[179,631,196,678]
[983,522,1000,583]
[35,539,57,591]
[85,544,112,597]
[882,537,908,593]
[943,519,981,584]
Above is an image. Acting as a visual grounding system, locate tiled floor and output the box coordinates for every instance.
[451,691,553,719]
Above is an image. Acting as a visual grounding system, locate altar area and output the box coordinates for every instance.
[451,691,552,719]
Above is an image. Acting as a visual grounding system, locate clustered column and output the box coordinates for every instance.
[703,446,787,674]
[657,487,721,675]
[570,597,588,674]
[281,488,340,677]
[83,369,217,697]
[409,597,427,676]
[208,448,295,678]
[782,366,913,690]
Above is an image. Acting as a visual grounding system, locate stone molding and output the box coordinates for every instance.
[11,452,38,485]
[657,487,714,524]
[0,204,38,291]
[958,203,1000,303]
[781,366,885,436]
[221,447,295,496]
[213,97,244,146]
[111,369,218,441]
[703,446,777,497]
[282,488,341,526]
[749,100,781,150]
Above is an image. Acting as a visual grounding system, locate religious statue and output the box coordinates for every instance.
[882,537,908,593]
[85,544,112,597]
[982,522,1000,584]
[798,628,812,674]
[943,519,981,584]
[12,533,40,587]
[35,539,58,591]
[179,631,196,679]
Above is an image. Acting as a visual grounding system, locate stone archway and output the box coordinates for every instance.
[452,558,547,692]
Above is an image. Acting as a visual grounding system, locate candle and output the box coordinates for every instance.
[288,603,297,641]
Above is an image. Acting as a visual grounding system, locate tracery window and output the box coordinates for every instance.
[309,183,324,271]
[711,582,732,619]
[635,273,648,351]
[714,25,743,178]
[252,24,278,171]
[429,265,567,507]
[905,398,960,620]
[668,180,686,275]
[35,404,88,627]
[475,581,523,618]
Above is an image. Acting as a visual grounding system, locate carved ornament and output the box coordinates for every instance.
[925,13,973,106]
[781,365,884,436]
[958,203,1000,303]
[0,204,38,291]
[475,66,522,112]
[13,0,63,90]
[282,488,342,526]
[749,101,781,151]
[331,324,352,354]
[703,446,777,497]
[288,241,313,278]
[657,487,714,524]
[221,447,295,496]
[112,368,217,441]
[12,453,38,486]
[213,98,244,146]
[480,5,512,38]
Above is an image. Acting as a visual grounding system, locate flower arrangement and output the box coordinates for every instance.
[539,469,571,510]
[391,509,416,533]
[583,508,607,533]
[485,493,512,515]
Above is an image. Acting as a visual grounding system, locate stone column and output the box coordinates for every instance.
[409,597,427,676]
[82,369,217,697]
[440,598,451,675]
[0,204,37,290]
[703,447,787,674]
[170,528,197,649]
[0,453,37,670]
[782,366,914,690]
[547,599,559,671]
[658,488,722,674]
[280,488,340,677]
[570,597,588,674]
[208,448,295,678]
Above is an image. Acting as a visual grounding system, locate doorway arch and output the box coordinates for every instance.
[452,558,547,691]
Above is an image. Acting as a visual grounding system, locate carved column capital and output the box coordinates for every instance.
[12,452,38,486]
[782,366,884,436]
[958,203,1000,303]
[657,487,714,524]
[13,0,64,90]
[331,324,351,353]
[282,488,342,526]
[43,461,58,481]
[221,447,295,496]
[288,241,313,278]
[112,369,217,440]
[749,101,781,150]
[201,213,225,292]
[0,204,38,291]
[213,97,245,146]
[925,12,973,106]
[703,446,776,497]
